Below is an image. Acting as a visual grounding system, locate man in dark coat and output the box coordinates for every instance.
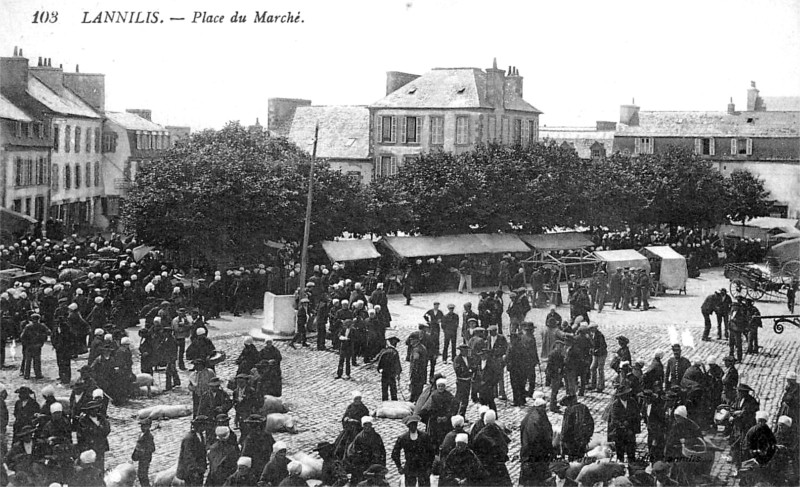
[132,419,156,487]
[391,415,435,487]
[290,298,310,348]
[609,268,623,309]
[546,340,566,413]
[453,344,472,416]
[717,288,732,340]
[178,417,209,486]
[76,399,112,472]
[721,356,739,404]
[778,372,800,430]
[232,374,260,429]
[519,399,553,486]
[507,290,531,335]
[12,386,39,438]
[420,378,456,448]
[198,377,233,432]
[347,417,386,485]
[441,304,459,363]
[730,383,759,468]
[19,314,48,379]
[333,392,370,460]
[701,291,721,341]
[206,427,239,486]
[588,323,607,392]
[745,412,777,466]
[507,333,529,406]
[240,415,274,479]
[471,409,512,486]
[408,332,429,403]
[642,389,668,462]
[424,302,443,362]
[608,386,640,463]
[728,297,747,362]
[519,322,540,398]
[473,347,501,411]
[664,344,691,390]
[486,324,508,400]
[257,339,283,397]
[560,394,594,460]
[375,336,402,401]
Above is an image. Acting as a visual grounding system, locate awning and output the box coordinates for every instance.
[473,233,530,253]
[321,240,380,262]
[132,245,155,262]
[381,235,490,258]
[641,246,687,290]
[742,217,800,234]
[519,232,595,251]
[594,249,651,274]
[767,238,800,265]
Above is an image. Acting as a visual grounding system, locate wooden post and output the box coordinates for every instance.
[298,123,319,292]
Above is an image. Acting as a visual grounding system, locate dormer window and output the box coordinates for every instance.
[456,87,466,94]
[746,118,754,124]
[407,87,417,94]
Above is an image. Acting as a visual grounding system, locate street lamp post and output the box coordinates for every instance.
[298,123,319,292]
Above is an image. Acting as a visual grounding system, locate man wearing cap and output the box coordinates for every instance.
[560,394,594,461]
[507,330,529,406]
[588,323,607,392]
[173,307,193,370]
[198,377,232,423]
[779,371,799,429]
[346,416,386,485]
[664,344,691,391]
[336,319,355,380]
[608,385,640,463]
[157,322,182,392]
[50,309,73,384]
[189,359,216,417]
[473,347,501,412]
[376,336,402,401]
[391,414,435,487]
[19,313,49,380]
[178,417,209,486]
[290,297,311,349]
[462,304,479,343]
[728,297,746,363]
[450,344,472,416]
[730,383,759,468]
[207,426,240,486]
[241,415,274,480]
[440,433,487,487]
[132,418,156,487]
[233,373,259,429]
[486,324,509,400]
[519,398,554,486]
[546,340,566,413]
[721,356,739,405]
[716,288,732,340]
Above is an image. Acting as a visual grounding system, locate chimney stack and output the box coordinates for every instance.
[37,57,42,66]
[747,81,763,111]
[486,57,506,109]
[13,46,18,56]
[727,97,736,115]
[19,49,23,57]
[75,64,79,73]
[619,99,640,126]
[385,71,420,95]
[267,98,312,136]
[63,71,105,112]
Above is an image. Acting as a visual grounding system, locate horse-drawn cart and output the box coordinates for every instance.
[724,262,792,301]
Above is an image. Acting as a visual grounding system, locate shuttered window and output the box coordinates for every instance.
[65,126,71,153]
[456,116,469,145]
[52,164,59,190]
[95,161,101,186]
[75,127,81,153]
[695,138,714,155]
[401,116,421,144]
[430,117,444,145]
[375,155,397,178]
[379,116,396,143]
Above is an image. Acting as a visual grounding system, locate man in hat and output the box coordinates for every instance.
[172,307,193,370]
[376,336,402,401]
[519,398,554,486]
[728,297,747,362]
[232,373,259,429]
[178,416,209,486]
[744,298,762,355]
[461,304,479,343]
[473,347,501,412]
[641,389,667,462]
[335,319,355,380]
[50,312,74,384]
[588,323,607,392]
[76,398,111,471]
[608,385,640,462]
[620,269,633,310]
[546,340,566,413]
[424,301,444,351]
[452,344,473,416]
[508,290,531,335]
[391,414,435,487]
[240,414,274,478]
[441,304,459,364]
[408,332,429,402]
[609,268,623,310]
[457,255,473,294]
[132,418,156,487]
[313,441,348,487]
[560,394,594,460]
[507,329,530,406]
[290,297,310,349]
[189,359,216,417]
[347,417,386,485]
[19,313,49,380]
[779,371,799,429]
[721,356,739,405]
[665,344,691,390]
[716,288,732,340]
[700,291,722,341]
[198,377,232,424]
[6,424,39,476]
[610,336,632,376]
[440,433,487,487]
[730,383,759,468]
[207,426,239,486]
[12,386,39,438]
[417,322,439,381]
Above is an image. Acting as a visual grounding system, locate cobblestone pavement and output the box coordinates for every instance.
[1,267,798,486]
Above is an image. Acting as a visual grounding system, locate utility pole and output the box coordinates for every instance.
[298,123,318,291]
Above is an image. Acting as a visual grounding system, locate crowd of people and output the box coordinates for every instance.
[0,228,797,487]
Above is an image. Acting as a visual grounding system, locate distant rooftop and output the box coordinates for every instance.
[288,106,370,159]
[617,111,799,138]
[105,111,166,131]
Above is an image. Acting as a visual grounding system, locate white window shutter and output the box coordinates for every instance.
[634,137,641,155]
[415,117,421,144]
[375,157,381,178]
[694,138,701,155]
[376,115,382,142]
[390,156,397,175]
[400,117,407,144]
[709,138,715,156]
[746,138,752,155]
[731,139,737,155]
[391,117,397,143]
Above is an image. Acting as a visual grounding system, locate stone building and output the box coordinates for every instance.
[369,60,542,179]
[613,83,800,218]
[539,121,616,159]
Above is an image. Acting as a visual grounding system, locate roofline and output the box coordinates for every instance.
[27,78,101,119]
[615,134,799,138]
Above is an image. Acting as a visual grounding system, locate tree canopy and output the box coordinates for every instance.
[123,122,366,264]
[725,169,772,223]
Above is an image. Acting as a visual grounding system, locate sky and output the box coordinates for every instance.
[2,0,799,130]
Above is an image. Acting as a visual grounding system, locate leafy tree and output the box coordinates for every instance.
[123,122,366,264]
[725,169,772,223]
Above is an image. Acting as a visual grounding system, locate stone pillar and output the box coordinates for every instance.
[262,292,296,336]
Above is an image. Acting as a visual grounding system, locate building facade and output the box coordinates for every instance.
[369,61,542,179]
[539,121,616,160]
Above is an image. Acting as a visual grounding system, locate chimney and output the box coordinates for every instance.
[0,55,30,97]
[63,72,105,112]
[37,57,42,66]
[747,81,763,111]
[30,62,65,95]
[13,46,18,56]
[18,49,22,57]
[727,97,736,115]
[619,98,640,126]
[485,58,506,109]
[126,109,152,121]
[385,71,420,95]
[504,66,523,98]
[267,98,312,136]
[75,64,79,73]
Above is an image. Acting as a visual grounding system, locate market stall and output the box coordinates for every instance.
[593,249,651,275]
[321,239,381,262]
[640,245,688,294]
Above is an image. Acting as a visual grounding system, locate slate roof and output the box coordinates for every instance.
[762,96,800,111]
[539,126,615,159]
[616,111,800,138]
[0,94,32,122]
[105,111,166,132]
[27,76,100,119]
[288,106,370,159]
[372,68,542,113]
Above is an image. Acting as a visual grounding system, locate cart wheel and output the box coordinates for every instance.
[730,280,747,298]
[782,260,800,282]
[748,286,765,301]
